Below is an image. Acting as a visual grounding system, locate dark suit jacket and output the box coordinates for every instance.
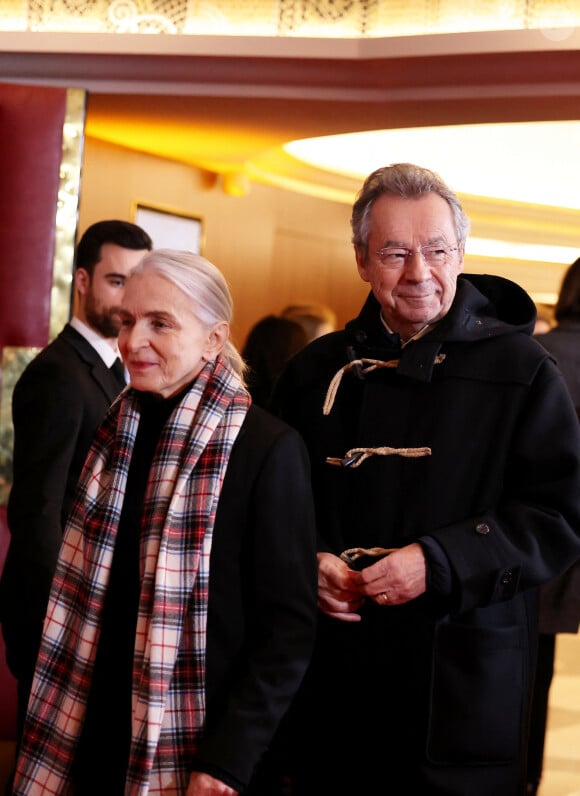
[535,320,580,633]
[0,323,125,683]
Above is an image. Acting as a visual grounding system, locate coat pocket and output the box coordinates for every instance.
[426,621,525,764]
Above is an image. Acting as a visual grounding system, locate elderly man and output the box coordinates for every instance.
[272,163,580,795]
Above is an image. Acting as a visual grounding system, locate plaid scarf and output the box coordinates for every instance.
[14,356,250,795]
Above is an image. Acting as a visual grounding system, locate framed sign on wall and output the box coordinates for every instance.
[133,203,203,254]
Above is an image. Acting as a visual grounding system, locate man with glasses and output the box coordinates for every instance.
[272,163,580,795]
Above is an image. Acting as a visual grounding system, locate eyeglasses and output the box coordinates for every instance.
[375,244,459,269]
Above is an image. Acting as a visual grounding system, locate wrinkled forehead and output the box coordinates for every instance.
[370,193,458,243]
[122,270,187,308]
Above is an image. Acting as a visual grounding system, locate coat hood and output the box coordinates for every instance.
[342,273,538,383]
[347,273,536,346]
[443,273,536,340]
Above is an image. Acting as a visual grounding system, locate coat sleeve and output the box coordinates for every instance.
[430,357,580,615]
[191,418,318,790]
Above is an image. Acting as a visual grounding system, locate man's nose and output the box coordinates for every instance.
[404,249,431,278]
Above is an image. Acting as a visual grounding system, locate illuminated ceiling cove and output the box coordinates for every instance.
[286,121,580,212]
[1,0,580,279]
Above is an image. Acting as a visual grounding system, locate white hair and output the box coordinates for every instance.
[130,249,247,379]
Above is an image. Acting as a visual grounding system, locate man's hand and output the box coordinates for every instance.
[352,543,427,606]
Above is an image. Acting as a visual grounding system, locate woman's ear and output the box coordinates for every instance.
[204,321,229,359]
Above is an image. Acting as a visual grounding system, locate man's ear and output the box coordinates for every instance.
[355,247,371,284]
[74,267,90,296]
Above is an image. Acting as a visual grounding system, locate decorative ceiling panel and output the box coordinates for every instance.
[3,0,580,36]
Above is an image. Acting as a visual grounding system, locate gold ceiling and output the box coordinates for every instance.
[2,0,580,37]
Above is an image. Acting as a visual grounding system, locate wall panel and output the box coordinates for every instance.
[78,137,365,348]
[0,81,74,748]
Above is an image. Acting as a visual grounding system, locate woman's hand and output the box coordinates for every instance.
[317,552,365,621]
[186,772,238,795]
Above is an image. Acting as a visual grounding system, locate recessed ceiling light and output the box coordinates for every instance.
[285,121,580,210]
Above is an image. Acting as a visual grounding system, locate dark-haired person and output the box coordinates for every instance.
[0,220,152,751]
[272,163,580,795]
[528,256,580,795]
[242,314,308,408]
[280,302,336,343]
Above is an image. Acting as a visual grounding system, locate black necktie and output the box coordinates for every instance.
[110,357,126,386]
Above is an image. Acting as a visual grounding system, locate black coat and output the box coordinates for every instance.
[196,405,318,790]
[535,320,580,634]
[535,320,580,407]
[71,402,318,794]
[0,323,125,684]
[273,274,580,795]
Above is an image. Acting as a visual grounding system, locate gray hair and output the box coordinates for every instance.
[130,249,247,379]
[350,163,471,260]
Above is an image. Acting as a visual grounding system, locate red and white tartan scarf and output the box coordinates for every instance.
[13,356,250,795]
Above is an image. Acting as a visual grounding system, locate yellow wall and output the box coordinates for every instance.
[79,137,580,350]
[78,137,368,350]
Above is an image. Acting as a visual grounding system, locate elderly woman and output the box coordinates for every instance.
[13,250,318,796]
